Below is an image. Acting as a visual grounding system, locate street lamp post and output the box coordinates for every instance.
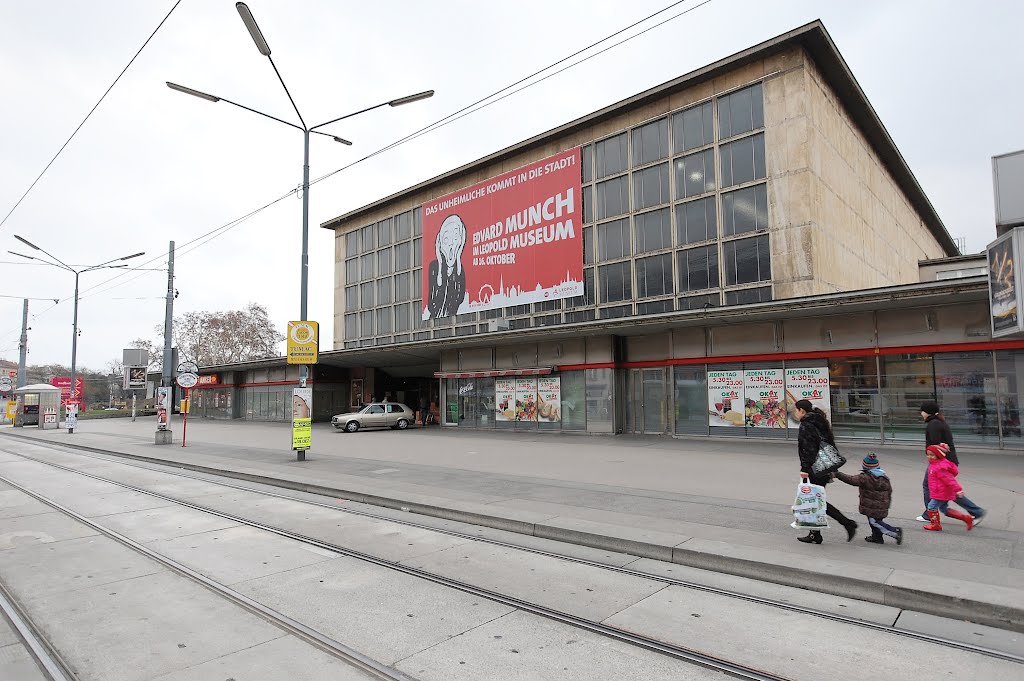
[9,235,144,433]
[167,2,432,395]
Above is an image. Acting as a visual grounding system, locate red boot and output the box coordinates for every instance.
[922,509,942,531]
[946,508,974,531]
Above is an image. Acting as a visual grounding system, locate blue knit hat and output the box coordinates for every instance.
[862,454,880,470]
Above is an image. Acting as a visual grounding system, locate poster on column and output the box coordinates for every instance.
[743,369,787,428]
[421,147,584,321]
[514,377,539,421]
[708,370,744,427]
[495,378,516,421]
[785,367,831,426]
[537,376,561,422]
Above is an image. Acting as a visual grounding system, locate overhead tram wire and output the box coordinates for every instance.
[22,0,717,314]
[0,0,183,232]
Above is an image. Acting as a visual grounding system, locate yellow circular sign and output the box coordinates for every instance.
[290,322,315,344]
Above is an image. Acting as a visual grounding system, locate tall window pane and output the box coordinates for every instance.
[377,218,392,246]
[632,118,668,166]
[360,253,375,280]
[394,241,411,271]
[583,226,594,265]
[345,258,359,285]
[376,306,393,334]
[567,268,595,308]
[395,303,411,332]
[672,101,713,152]
[413,238,422,266]
[583,185,593,224]
[676,197,717,245]
[345,286,358,312]
[344,313,358,339]
[597,218,631,261]
[721,184,769,236]
[674,148,715,199]
[595,133,628,178]
[636,253,673,298]
[724,235,771,285]
[678,245,719,292]
[395,272,410,301]
[377,247,393,275]
[345,231,359,256]
[360,224,376,251]
[634,208,671,253]
[396,211,412,240]
[599,261,632,303]
[720,133,766,188]
[378,277,393,305]
[632,163,669,209]
[359,310,374,337]
[718,82,764,139]
[360,282,374,308]
[596,176,629,219]
[582,144,593,183]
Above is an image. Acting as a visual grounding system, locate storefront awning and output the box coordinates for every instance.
[434,367,554,379]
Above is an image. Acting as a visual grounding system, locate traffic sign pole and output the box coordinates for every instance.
[181,387,190,447]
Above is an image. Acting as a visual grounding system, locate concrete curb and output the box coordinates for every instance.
[4,431,1022,632]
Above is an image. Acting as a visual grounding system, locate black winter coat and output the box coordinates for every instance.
[924,415,959,465]
[797,411,836,486]
[835,470,892,518]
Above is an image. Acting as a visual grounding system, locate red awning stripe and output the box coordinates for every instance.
[434,367,554,379]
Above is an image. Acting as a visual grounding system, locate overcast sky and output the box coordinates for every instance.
[1,0,1021,372]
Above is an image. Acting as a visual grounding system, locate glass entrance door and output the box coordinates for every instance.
[628,368,668,434]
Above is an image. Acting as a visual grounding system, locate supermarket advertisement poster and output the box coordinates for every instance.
[495,379,516,421]
[743,369,787,428]
[514,377,538,421]
[537,376,561,422]
[708,370,744,427]
[785,367,831,426]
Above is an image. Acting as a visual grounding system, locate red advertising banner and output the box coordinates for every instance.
[50,377,84,404]
[421,147,583,320]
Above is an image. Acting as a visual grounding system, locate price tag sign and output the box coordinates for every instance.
[176,372,199,389]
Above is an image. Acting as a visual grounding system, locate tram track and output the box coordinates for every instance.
[1,441,1021,673]
[0,578,76,681]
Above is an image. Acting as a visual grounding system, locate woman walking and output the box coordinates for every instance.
[794,399,858,543]
[917,401,986,524]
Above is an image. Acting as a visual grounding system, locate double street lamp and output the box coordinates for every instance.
[9,235,144,433]
[167,2,433,389]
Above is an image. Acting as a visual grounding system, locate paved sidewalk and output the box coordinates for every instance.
[2,418,1023,630]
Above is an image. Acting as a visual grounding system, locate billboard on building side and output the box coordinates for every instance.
[421,147,583,320]
[987,228,1023,338]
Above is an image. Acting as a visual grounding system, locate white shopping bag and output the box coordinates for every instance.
[791,479,829,530]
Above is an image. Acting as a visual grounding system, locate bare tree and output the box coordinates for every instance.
[172,303,283,367]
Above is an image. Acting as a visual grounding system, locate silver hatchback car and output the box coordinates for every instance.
[332,402,415,433]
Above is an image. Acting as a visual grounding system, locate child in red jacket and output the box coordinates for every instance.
[923,443,974,532]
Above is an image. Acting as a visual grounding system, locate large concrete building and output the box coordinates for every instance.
[191,21,1024,449]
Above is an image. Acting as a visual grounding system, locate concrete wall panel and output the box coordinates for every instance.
[710,323,779,356]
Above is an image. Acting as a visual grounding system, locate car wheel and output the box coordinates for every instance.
[395,418,409,430]
[344,421,360,433]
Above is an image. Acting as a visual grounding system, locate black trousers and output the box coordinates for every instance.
[808,503,853,534]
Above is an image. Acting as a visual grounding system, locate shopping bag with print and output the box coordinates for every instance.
[791,479,829,530]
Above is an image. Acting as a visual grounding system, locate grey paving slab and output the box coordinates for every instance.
[0,643,47,681]
[98,505,240,543]
[147,524,338,585]
[0,463,125,497]
[604,586,1023,681]
[629,558,902,625]
[0,615,20,647]
[149,634,383,681]
[19,571,284,681]
[52,489,180,518]
[0,512,100,550]
[235,557,516,666]
[394,609,719,680]
[0,490,53,520]
[894,610,1024,657]
[0,535,163,597]
[399,540,668,622]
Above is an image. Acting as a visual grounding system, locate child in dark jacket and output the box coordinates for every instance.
[834,454,903,545]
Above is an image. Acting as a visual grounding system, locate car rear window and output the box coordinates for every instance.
[387,404,403,413]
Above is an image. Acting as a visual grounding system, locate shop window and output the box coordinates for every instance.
[678,245,719,292]
[377,218,393,247]
[633,163,669,210]
[585,368,614,433]
[637,299,674,315]
[936,351,1000,446]
[720,133,766,188]
[995,350,1024,446]
[672,100,713,153]
[582,144,593,183]
[345,258,359,285]
[595,132,628,179]
[725,286,772,305]
[597,218,631,261]
[596,176,630,220]
[634,208,671,253]
[674,148,715,199]
[360,282,374,308]
[377,247,393,275]
[345,286,358,312]
[395,241,411,271]
[718,82,764,140]
[360,223,376,251]
[636,253,673,298]
[599,261,632,303]
[632,118,668,166]
[560,371,587,431]
[378,277,393,305]
[344,313,358,339]
[723,235,771,286]
[345,230,359,256]
[674,365,709,435]
[722,184,768,236]
[396,211,413,240]
[677,197,717,245]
